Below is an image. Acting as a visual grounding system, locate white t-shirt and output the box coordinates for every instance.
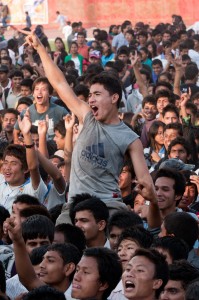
[71,56,81,76]
[0,174,47,213]
[43,183,66,210]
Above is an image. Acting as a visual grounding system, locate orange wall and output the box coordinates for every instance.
[49,0,199,27]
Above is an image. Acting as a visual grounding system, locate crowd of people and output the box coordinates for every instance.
[0,13,199,300]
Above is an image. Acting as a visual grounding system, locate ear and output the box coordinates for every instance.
[99,281,109,292]
[64,262,76,276]
[97,220,107,232]
[111,93,119,105]
[152,278,163,290]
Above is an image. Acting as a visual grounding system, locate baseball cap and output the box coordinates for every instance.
[159,158,195,171]
[0,64,9,73]
[54,150,64,159]
[89,50,101,59]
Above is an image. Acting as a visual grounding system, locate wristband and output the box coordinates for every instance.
[25,142,35,149]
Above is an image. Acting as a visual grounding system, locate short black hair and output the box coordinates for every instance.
[152,59,163,67]
[10,70,24,79]
[54,120,66,137]
[30,244,49,265]
[117,226,153,249]
[22,215,55,243]
[90,72,122,108]
[74,84,89,99]
[0,206,9,229]
[162,103,179,118]
[154,168,186,197]
[17,97,33,108]
[55,223,86,255]
[167,136,191,157]
[168,260,199,289]
[164,123,183,136]
[13,194,41,206]
[164,212,198,250]
[152,236,189,262]
[20,205,51,220]
[142,95,157,108]
[186,279,199,300]
[83,247,122,300]
[73,197,109,225]
[69,193,94,223]
[108,210,143,234]
[185,64,198,81]
[0,261,6,293]
[23,286,65,300]
[1,108,19,118]
[20,78,33,90]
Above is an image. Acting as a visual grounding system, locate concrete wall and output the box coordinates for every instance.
[49,0,199,28]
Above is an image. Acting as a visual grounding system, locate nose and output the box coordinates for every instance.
[159,290,169,300]
[39,260,45,269]
[73,270,81,282]
[119,248,126,257]
[183,186,189,197]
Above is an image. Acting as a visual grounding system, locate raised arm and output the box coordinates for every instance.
[173,57,183,96]
[23,30,90,123]
[37,116,49,158]
[38,151,66,194]
[130,52,148,97]
[128,139,162,228]
[18,109,40,189]
[3,207,44,290]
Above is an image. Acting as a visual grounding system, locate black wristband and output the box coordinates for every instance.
[25,142,35,149]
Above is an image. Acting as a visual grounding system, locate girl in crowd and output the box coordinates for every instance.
[53,37,68,66]
[101,40,115,67]
[145,120,166,166]
[64,41,84,75]
[146,40,157,58]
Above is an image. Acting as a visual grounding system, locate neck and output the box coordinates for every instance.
[52,279,70,293]
[12,86,21,94]
[121,188,132,198]
[155,144,162,152]
[71,53,77,57]
[5,131,13,142]
[160,205,176,220]
[35,103,49,113]
[87,233,107,248]
[9,178,25,187]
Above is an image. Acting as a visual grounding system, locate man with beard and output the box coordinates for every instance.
[0,108,18,143]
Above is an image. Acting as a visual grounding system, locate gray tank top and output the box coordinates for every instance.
[68,112,138,203]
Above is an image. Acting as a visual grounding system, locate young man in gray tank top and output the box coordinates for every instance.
[22,31,157,211]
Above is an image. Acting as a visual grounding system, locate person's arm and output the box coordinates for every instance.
[63,113,75,183]
[128,139,162,228]
[18,109,40,189]
[179,91,191,122]
[22,30,90,123]
[173,57,183,96]
[37,116,49,158]
[38,151,66,194]
[13,128,21,144]
[3,207,44,290]
[130,52,148,97]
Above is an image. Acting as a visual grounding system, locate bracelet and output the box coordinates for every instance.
[25,142,35,149]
